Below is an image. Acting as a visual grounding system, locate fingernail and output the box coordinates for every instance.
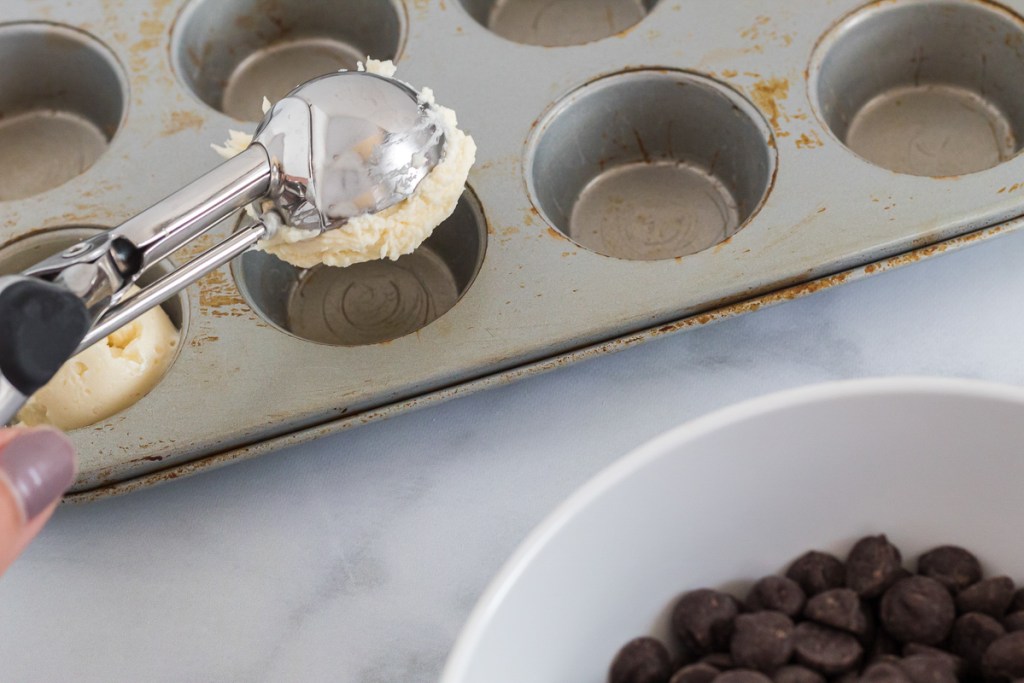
[0,428,76,522]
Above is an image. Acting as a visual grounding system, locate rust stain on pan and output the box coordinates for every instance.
[81,181,122,200]
[127,0,177,90]
[162,110,205,136]
[198,269,248,317]
[749,77,790,134]
[128,19,163,73]
[795,130,823,149]
[177,232,215,259]
[739,15,792,50]
[741,15,772,40]
[633,129,652,163]
[190,334,219,348]
[176,233,250,316]
[412,0,447,16]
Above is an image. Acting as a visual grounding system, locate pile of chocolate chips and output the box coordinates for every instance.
[609,536,1024,683]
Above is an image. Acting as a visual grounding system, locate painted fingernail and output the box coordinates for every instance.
[0,428,76,522]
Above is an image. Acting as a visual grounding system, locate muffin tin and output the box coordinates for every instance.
[0,0,1022,500]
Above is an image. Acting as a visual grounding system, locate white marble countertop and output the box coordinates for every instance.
[3,229,1024,682]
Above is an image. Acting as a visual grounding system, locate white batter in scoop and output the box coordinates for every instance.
[214,59,477,269]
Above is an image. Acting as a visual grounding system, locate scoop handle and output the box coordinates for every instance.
[0,277,91,424]
[78,219,268,352]
[19,146,272,312]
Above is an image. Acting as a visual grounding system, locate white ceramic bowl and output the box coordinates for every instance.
[441,378,1024,683]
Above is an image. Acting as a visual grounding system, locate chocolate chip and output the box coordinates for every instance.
[713,671,772,683]
[610,637,674,683]
[859,607,879,647]
[1009,589,1024,615]
[916,546,982,594]
[846,536,904,599]
[792,622,863,675]
[611,539,1021,683]
[955,576,1015,618]
[871,654,903,667]
[897,654,958,683]
[879,577,955,645]
[701,654,737,671]
[870,629,902,660]
[786,552,846,597]
[771,665,825,683]
[730,612,795,673]
[672,590,740,656]
[981,631,1024,682]
[671,651,696,673]
[950,612,1005,670]
[901,645,967,678]
[892,566,913,582]
[860,661,911,683]
[745,577,806,618]
[803,588,870,638]
[669,663,720,683]
[1004,612,1024,633]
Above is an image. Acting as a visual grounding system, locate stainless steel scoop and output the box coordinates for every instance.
[0,70,445,425]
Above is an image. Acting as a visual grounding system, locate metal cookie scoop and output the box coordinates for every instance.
[0,71,445,424]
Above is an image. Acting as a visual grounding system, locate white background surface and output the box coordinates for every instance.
[2,228,1024,681]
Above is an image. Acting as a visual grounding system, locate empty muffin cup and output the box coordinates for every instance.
[0,23,126,201]
[810,0,1024,176]
[458,0,660,46]
[527,69,775,261]
[172,0,406,121]
[0,227,188,430]
[233,189,487,346]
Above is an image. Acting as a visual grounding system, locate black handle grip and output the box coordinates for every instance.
[0,278,91,396]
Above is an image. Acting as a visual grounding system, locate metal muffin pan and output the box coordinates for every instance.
[1,0,1023,500]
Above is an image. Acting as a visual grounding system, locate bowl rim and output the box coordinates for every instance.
[440,375,1024,682]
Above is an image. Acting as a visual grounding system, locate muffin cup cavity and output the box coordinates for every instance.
[0,23,126,201]
[458,0,660,46]
[526,69,775,261]
[233,189,487,346]
[0,227,189,429]
[172,0,406,121]
[810,0,1024,176]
